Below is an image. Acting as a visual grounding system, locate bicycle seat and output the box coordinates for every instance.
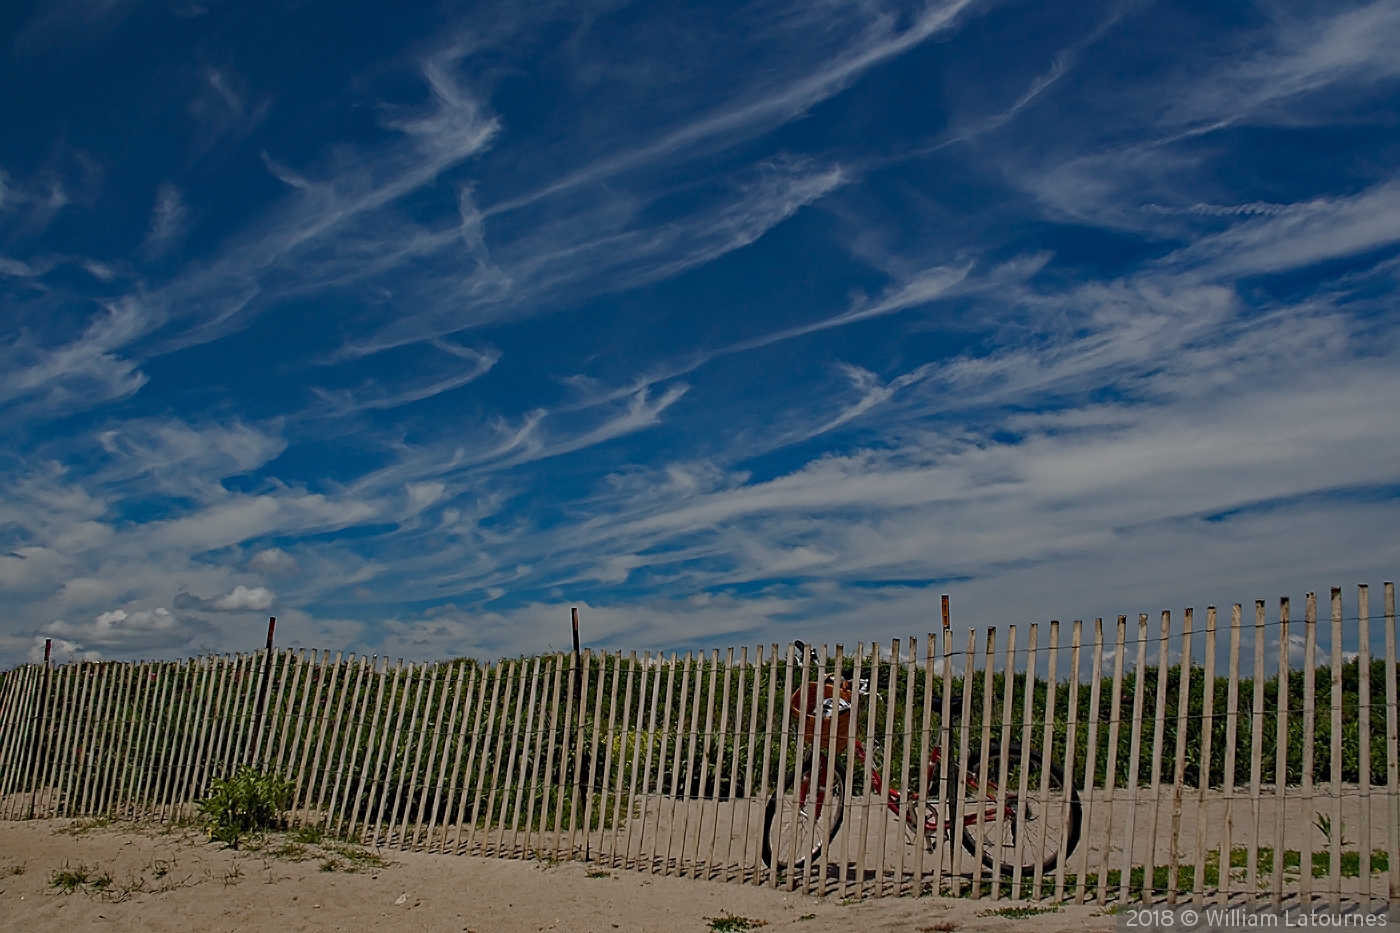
[930,694,964,718]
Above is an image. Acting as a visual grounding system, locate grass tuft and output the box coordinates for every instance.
[706,912,769,932]
[978,905,1060,919]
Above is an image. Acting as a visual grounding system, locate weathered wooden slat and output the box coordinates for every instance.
[1055,620,1083,903]
[1246,602,1266,905]
[1356,586,1372,903]
[1143,612,1170,905]
[993,624,1018,900]
[1328,588,1344,910]
[1272,600,1289,907]
[1012,623,1040,902]
[1074,621,1104,906]
[971,628,997,899]
[1119,617,1148,906]
[1300,594,1318,908]
[1384,582,1399,905]
[1196,608,1218,907]
[700,647,733,879]
[1219,606,1244,907]
[1168,611,1193,906]
[667,652,696,878]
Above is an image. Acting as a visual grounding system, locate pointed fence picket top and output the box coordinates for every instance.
[0,583,1397,910]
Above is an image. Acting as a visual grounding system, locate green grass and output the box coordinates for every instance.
[706,912,769,931]
[978,905,1060,919]
[49,863,114,894]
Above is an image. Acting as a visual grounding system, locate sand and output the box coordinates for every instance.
[0,819,1120,933]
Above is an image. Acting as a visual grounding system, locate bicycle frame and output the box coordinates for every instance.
[798,738,1013,840]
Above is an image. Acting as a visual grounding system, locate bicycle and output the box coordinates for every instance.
[761,643,1082,882]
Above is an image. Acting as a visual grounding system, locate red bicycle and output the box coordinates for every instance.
[761,646,1081,879]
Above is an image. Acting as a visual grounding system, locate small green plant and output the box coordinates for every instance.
[978,905,1060,919]
[7,863,26,876]
[49,863,114,894]
[290,823,325,845]
[196,767,292,849]
[706,913,769,932]
[1313,813,1352,846]
[798,914,817,922]
[586,869,612,878]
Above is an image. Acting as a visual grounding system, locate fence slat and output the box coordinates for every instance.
[1300,594,1318,907]
[1075,621,1104,906]
[994,624,1018,900]
[508,656,543,859]
[1357,586,1372,902]
[1219,607,1244,907]
[1197,608,1218,906]
[1247,602,1266,905]
[1167,610,1193,905]
[1143,612,1170,904]
[1385,582,1399,904]
[1013,623,1040,901]
[1329,587,1344,910]
[1272,600,1289,907]
[1119,616,1148,906]
[1034,621,1061,901]
[705,648,732,880]
[1056,620,1083,903]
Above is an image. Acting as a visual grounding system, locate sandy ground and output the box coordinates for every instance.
[0,819,1121,933]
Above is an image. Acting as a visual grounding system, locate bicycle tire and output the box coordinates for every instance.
[761,756,845,871]
[960,745,1081,877]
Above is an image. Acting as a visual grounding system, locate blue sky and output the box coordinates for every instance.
[3,0,1400,666]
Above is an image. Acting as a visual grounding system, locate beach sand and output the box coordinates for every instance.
[0,819,1119,933]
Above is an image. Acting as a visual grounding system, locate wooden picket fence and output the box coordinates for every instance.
[0,584,1397,910]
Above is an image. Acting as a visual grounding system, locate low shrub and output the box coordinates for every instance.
[197,767,293,848]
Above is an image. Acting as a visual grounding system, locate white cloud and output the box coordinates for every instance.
[209,585,276,611]
[249,547,300,574]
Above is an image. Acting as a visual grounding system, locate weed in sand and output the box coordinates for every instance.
[7,863,26,876]
[978,905,1061,919]
[706,912,769,932]
[920,923,958,932]
[586,870,612,878]
[50,863,115,894]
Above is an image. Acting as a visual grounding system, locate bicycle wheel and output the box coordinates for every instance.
[761,757,845,872]
[960,745,1081,877]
